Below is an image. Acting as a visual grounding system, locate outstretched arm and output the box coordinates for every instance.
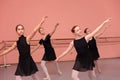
[56,41,74,61]
[85,18,111,42]
[0,42,16,57]
[49,23,59,36]
[94,27,107,38]
[94,24,111,38]
[31,44,40,54]
[27,16,48,43]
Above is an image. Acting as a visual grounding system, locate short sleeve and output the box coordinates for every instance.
[39,39,42,45]
[46,34,51,39]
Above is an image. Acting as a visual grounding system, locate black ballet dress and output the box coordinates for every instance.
[15,35,38,76]
[88,37,100,60]
[73,37,94,72]
[39,34,56,61]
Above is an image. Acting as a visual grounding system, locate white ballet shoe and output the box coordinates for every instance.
[43,77,51,80]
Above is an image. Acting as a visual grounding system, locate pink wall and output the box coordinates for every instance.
[0,0,120,64]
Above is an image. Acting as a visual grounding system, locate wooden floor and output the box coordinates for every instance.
[0,58,120,80]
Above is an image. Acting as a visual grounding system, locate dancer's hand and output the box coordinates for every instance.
[104,18,112,28]
[104,18,111,23]
[41,16,48,23]
[55,23,59,27]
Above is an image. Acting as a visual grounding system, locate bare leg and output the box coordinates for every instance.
[94,60,101,73]
[31,73,40,80]
[41,61,51,80]
[54,61,62,75]
[71,70,80,80]
[88,70,96,80]
[16,76,22,80]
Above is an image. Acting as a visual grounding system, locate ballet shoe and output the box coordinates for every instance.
[43,77,51,80]
[58,70,62,75]
[98,69,101,74]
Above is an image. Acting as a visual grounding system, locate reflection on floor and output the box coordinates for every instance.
[0,58,120,80]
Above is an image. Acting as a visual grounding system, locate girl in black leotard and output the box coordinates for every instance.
[32,23,62,80]
[0,16,47,80]
[84,27,108,73]
[56,18,111,80]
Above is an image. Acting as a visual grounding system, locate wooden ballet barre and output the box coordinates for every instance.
[1,36,120,47]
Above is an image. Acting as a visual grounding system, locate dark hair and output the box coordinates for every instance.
[71,25,78,33]
[84,28,88,34]
[15,24,24,31]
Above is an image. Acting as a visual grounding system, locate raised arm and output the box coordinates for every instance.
[85,18,111,42]
[94,27,107,38]
[49,23,59,36]
[0,42,17,57]
[27,16,48,43]
[56,41,74,61]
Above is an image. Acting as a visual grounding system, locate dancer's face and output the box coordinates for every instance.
[39,27,45,35]
[85,28,91,34]
[16,25,24,36]
[74,26,82,35]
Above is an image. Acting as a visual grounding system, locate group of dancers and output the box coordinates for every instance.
[0,16,111,80]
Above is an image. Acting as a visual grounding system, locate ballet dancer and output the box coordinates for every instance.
[0,16,47,80]
[32,23,62,80]
[56,18,111,80]
[84,26,108,73]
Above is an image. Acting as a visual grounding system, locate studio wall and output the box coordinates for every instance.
[0,0,120,64]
